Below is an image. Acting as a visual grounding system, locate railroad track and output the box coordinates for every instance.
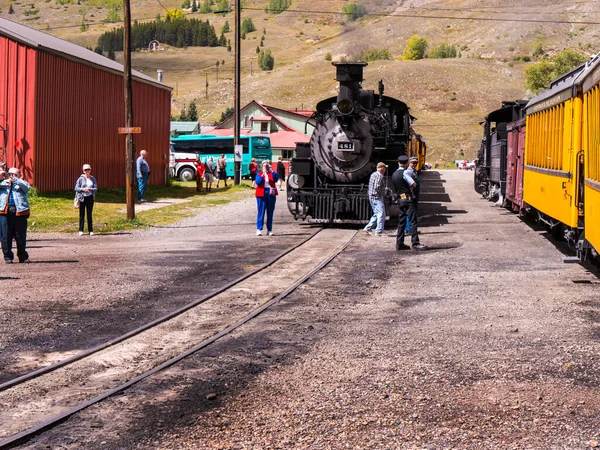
[0,228,357,449]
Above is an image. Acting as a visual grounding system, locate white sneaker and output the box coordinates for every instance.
[89,232,95,236]
[78,231,84,236]
[256,230,262,236]
[268,231,274,236]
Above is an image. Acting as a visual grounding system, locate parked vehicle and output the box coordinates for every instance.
[169,135,273,181]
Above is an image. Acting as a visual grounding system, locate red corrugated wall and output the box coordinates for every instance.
[0,36,37,178]
[34,51,171,192]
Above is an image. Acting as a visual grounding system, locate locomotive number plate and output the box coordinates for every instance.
[338,142,354,151]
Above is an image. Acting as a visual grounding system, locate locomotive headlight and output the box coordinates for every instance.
[287,174,305,189]
[336,99,354,115]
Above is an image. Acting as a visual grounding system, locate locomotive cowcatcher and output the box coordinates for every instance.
[287,63,416,224]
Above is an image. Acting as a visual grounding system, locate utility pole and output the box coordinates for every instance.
[250,59,253,76]
[123,0,135,219]
[233,0,241,185]
[205,73,208,99]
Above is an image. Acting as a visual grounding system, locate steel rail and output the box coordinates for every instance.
[0,229,321,393]
[0,230,358,449]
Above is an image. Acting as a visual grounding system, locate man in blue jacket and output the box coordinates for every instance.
[136,149,150,203]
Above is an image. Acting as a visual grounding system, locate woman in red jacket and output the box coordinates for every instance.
[255,160,279,236]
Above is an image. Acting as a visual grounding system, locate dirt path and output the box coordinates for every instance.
[9,170,600,449]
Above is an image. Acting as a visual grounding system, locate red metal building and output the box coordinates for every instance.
[0,18,172,192]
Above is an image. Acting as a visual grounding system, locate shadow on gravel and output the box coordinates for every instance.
[24,260,80,264]
[28,243,398,448]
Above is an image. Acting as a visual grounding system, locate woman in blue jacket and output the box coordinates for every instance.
[75,164,98,236]
[0,168,31,263]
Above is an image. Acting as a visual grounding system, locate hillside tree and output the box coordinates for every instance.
[342,3,366,21]
[525,49,588,95]
[258,49,275,70]
[219,107,234,123]
[403,35,428,60]
[188,101,198,121]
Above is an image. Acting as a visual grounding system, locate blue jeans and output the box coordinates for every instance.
[256,194,277,231]
[138,172,149,200]
[1,211,28,262]
[365,197,385,233]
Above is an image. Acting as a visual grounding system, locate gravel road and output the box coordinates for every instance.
[6,171,600,449]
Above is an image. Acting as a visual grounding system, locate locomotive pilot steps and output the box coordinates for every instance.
[476,52,600,263]
[287,63,426,224]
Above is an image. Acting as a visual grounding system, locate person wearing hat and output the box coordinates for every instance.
[0,168,31,262]
[403,156,421,234]
[392,155,426,250]
[75,164,98,236]
[363,162,388,236]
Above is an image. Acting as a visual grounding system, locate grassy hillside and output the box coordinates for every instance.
[2,0,599,162]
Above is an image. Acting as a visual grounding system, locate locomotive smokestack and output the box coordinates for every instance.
[334,62,367,103]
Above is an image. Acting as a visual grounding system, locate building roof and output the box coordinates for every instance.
[171,122,200,133]
[0,17,171,91]
[251,115,271,121]
[203,128,310,149]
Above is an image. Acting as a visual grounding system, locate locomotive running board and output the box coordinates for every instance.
[562,256,580,263]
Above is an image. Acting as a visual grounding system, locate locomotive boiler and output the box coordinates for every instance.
[287,63,421,224]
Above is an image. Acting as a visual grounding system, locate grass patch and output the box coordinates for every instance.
[29,180,255,234]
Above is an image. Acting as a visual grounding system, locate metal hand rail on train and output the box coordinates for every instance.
[0,229,322,393]
[0,230,358,449]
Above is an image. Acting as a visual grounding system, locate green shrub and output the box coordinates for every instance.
[241,18,256,34]
[403,35,427,60]
[428,43,457,59]
[357,48,392,62]
[258,49,274,70]
[324,52,332,61]
[342,3,366,21]
[266,0,290,14]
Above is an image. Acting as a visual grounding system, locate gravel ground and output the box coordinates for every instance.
[0,192,312,384]
[8,171,600,449]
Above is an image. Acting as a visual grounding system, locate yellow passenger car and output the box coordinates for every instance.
[581,54,600,257]
[524,68,585,233]
[408,131,427,171]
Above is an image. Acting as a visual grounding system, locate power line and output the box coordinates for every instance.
[241,6,600,25]
[20,0,600,33]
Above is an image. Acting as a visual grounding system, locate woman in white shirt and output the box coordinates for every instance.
[74,164,98,236]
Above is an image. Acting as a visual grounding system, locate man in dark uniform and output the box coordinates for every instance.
[391,155,426,251]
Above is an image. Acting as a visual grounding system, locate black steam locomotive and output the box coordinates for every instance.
[287,63,419,224]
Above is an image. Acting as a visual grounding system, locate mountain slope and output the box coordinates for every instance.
[2,0,599,161]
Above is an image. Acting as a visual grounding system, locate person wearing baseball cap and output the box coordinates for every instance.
[363,162,388,236]
[75,164,98,236]
[392,154,426,250]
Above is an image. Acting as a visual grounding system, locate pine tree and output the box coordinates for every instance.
[188,101,198,121]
